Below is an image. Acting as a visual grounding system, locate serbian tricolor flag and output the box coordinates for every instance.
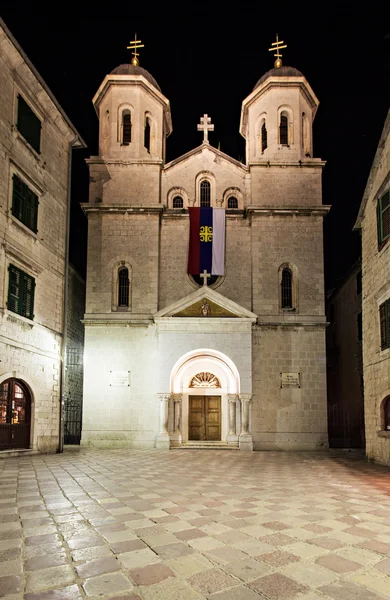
[188,208,225,275]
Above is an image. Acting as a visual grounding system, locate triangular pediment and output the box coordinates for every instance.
[154,286,257,320]
[164,142,247,173]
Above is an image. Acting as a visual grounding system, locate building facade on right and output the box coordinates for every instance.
[354,108,390,465]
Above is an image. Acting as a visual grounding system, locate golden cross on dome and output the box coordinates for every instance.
[268,33,287,68]
[127,33,144,66]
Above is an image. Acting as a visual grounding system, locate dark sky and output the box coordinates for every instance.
[1,3,389,287]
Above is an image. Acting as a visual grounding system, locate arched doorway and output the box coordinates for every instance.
[0,379,31,450]
[170,349,240,444]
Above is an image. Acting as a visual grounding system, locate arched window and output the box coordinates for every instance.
[382,397,390,431]
[173,196,183,208]
[122,110,131,145]
[200,180,211,207]
[118,267,129,307]
[227,196,238,209]
[261,121,267,153]
[144,116,151,152]
[279,113,289,145]
[0,378,31,450]
[281,268,293,308]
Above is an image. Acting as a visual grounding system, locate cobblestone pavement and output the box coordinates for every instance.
[0,449,390,599]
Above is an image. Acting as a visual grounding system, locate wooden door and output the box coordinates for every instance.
[189,396,221,441]
[0,379,31,450]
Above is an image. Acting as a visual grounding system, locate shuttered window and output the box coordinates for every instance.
[380,299,390,351]
[279,114,288,145]
[16,95,41,153]
[7,265,35,320]
[11,175,38,232]
[377,190,390,249]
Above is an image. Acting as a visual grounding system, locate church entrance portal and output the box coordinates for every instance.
[189,395,221,441]
[0,378,31,450]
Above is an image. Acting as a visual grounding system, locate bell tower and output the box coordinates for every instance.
[87,36,172,207]
[83,38,172,319]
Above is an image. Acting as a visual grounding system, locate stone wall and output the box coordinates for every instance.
[252,325,328,450]
[359,111,390,465]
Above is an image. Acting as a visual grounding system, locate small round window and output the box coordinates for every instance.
[190,274,220,287]
[173,196,183,208]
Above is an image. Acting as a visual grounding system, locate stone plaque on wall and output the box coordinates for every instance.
[109,371,131,387]
[281,372,301,388]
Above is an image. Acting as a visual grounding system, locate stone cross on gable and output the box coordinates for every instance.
[197,114,214,143]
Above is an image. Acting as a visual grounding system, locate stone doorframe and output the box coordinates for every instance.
[155,349,253,451]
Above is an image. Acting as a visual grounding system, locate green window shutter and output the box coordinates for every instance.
[377,197,383,249]
[22,273,35,320]
[26,187,39,233]
[380,301,390,351]
[382,190,390,241]
[11,174,38,232]
[7,265,35,320]
[12,174,25,222]
[17,95,41,154]
[7,265,20,315]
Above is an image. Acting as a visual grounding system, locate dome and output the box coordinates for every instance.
[253,66,304,91]
[110,64,161,92]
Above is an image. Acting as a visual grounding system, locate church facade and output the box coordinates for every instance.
[81,52,329,451]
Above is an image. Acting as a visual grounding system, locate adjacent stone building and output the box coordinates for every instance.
[354,108,390,465]
[0,18,85,453]
[82,53,330,450]
[326,260,364,448]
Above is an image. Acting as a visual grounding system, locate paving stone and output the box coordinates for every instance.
[224,557,270,581]
[128,562,175,585]
[0,575,22,596]
[167,553,213,576]
[189,568,237,595]
[153,542,194,559]
[283,561,338,587]
[24,552,67,571]
[75,556,120,579]
[307,536,345,550]
[24,584,83,600]
[249,572,309,599]
[110,539,147,554]
[0,549,20,563]
[319,580,384,599]
[25,565,75,593]
[315,554,362,573]
[174,528,207,541]
[66,536,105,550]
[118,548,161,569]
[374,557,390,574]
[138,577,201,600]
[208,585,266,599]
[82,572,134,596]
[258,550,300,567]
[71,545,113,562]
[204,546,248,565]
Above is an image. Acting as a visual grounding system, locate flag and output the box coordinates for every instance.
[188,208,225,275]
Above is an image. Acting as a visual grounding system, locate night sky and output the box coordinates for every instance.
[1,3,389,288]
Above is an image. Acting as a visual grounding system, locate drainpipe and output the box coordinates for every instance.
[58,137,79,453]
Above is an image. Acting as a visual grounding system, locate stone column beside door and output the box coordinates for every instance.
[156,393,171,449]
[226,394,239,444]
[170,393,183,446]
[239,393,253,451]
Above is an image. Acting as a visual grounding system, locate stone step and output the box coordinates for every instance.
[171,442,239,450]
